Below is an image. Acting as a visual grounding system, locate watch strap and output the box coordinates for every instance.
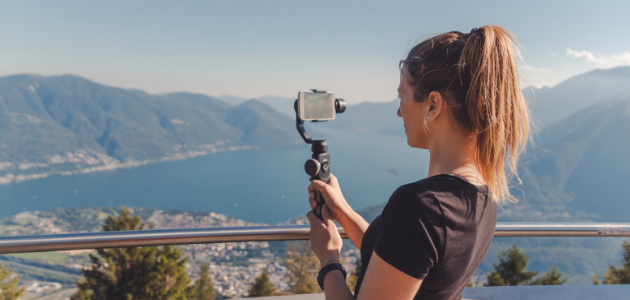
[317,262,346,291]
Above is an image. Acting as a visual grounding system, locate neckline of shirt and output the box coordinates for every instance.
[426,174,489,191]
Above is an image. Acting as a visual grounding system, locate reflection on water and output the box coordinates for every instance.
[0,129,429,224]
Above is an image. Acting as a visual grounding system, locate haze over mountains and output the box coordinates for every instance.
[3,66,630,222]
[526,67,630,128]
[519,92,630,222]
[350,66,630,223]
[0,75,300,183]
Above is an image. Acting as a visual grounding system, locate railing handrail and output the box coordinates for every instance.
[0,222,629,254]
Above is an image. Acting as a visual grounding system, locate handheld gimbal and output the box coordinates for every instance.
[294,89,346,220]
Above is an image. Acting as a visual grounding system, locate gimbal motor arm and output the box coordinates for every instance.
[294,92,346,144]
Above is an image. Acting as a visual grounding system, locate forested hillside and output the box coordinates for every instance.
[0,75,300,183]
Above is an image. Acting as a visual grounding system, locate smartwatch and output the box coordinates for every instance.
[317,263,347,291]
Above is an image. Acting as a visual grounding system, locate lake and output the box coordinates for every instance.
[0,128,430,224]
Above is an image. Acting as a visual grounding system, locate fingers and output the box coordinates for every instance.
[308,180,328,193]
[322,204,333,224]
[307,211,323,227]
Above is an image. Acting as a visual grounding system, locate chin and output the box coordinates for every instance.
[405,136,415,147]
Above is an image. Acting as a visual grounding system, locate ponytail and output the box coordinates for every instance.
[401,26,530,204]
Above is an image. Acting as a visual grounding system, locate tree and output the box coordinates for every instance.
[593,240,630,284]
[195,264,216,300]
[486,244,538,286]
[248,269,277,297]
[346,258,362,291]
[531,267,568,285]
[0,265,24,300]
[284,241,320,294]
[72,207,194,300]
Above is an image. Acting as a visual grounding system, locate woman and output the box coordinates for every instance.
[306,25,530,300]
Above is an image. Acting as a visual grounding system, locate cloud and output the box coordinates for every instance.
[566,49,630,68]
[520,65,551,73]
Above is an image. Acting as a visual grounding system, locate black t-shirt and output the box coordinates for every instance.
[354,175,496,300]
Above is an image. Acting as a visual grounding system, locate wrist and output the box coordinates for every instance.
[319,252,340,268]
[321,258,340,268]
[318,263,346,291]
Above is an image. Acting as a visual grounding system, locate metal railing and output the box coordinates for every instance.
[0,222,629,254]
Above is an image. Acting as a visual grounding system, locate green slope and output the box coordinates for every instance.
[0,74,301,181]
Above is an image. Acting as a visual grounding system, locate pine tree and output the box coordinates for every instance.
[248,269,277,297]
[0,265,24,300]
[71,207,194,300]
[593,240,630,284]
[486,244,538,286]
[195,263,216,300]
[284,241,321,294]
[531,267,568,285]
[346,258,362,291]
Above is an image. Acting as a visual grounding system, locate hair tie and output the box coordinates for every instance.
[471,27,479,34]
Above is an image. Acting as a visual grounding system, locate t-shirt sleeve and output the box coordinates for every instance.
[373,187,443,280]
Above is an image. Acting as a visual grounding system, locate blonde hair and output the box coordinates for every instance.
[401,25,530,204]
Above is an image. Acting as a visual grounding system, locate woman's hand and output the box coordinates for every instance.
[307,204,343,268]
[308,174,351,222]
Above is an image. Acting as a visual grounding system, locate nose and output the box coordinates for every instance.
[397,107,402,117]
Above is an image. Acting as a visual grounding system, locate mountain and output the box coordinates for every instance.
[527,66,630,128]
[224,99,298,147]
[217,94,249,106]
[218,95,296,117]
[356,92,630,222]
[0,74,302,182]
[317,99,403,136]
[311,67,630,137]
[353,90,630,284]
[519,93,630,221]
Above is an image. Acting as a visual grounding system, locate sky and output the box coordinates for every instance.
[1,0,629,104]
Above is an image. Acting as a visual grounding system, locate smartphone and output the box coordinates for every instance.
[297,90,336,121]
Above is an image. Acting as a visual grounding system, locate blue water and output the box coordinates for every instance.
[0,129,430,224]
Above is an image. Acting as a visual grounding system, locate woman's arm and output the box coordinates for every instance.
[355,252,422,300]
[308,207,422,300]
[309,174,370,250]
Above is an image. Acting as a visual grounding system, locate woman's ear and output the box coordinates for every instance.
[426,91,444,120]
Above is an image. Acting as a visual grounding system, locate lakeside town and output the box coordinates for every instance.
[0,208,360,299]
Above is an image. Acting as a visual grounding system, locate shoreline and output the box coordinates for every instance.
[0,145,257,185]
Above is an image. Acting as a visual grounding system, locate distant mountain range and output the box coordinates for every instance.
[4,67,630,222]
[0,75,301,183]
[353,67,630,223]
[519,92,630,222]
[218,94,296,117]
[525,67,630,128]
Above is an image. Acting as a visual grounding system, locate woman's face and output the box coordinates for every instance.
[397,73,431,149]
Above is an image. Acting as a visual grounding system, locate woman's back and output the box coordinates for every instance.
[354,175,496,300]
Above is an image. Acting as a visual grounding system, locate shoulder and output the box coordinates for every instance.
[383,180,443,219]
[384,175,485,218]
[386,176,458,208]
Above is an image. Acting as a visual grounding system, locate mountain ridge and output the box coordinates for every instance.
[0,74,302,183]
